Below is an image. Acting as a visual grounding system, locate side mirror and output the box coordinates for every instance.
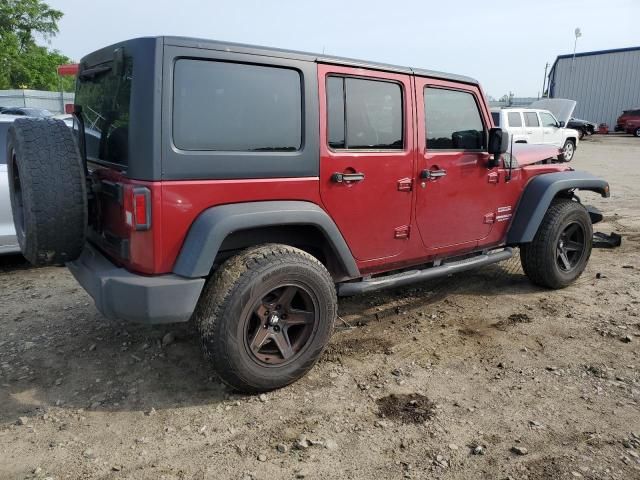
[558,120,566,128]
[488,127,509,154]
[487,127,509,168]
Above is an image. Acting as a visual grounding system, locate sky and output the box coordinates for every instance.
[44,0,639,99]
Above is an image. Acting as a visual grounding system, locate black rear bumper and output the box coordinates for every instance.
[67,244,205,324]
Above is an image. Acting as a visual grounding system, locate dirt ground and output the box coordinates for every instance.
[1,135,639,480]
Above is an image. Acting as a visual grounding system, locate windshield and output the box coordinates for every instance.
[75,54,132,166]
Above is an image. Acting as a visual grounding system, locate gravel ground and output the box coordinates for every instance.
[0,135,639,480]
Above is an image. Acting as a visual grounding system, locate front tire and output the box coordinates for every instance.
[193,244,337,393]
[558,139,576,162]
[520,199,592,289]
[634,127,640,138]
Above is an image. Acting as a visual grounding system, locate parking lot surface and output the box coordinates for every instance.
[1,135,639,480]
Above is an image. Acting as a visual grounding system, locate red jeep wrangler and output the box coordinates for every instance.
[6,37,609,393]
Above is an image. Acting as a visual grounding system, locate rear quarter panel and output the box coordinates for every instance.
[159,178,322,273]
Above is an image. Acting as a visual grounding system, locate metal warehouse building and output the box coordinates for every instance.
[548,46,640,128]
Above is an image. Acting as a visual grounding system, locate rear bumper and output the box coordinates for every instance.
[68,244,205,324]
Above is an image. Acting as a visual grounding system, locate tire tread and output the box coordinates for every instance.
[7,118,86,265]
[520,199,592,289]
[193,244,336,393]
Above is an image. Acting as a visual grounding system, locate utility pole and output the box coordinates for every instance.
[541,62,549,98]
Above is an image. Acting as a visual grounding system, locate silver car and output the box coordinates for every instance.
[0,115,21,254]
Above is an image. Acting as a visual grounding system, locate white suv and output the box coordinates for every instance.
[491,107,580,162]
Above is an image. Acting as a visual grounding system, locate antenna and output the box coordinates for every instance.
[506,132,514,182]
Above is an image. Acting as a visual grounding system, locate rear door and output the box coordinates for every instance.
[318,64,415,262]
[540,111,563,147]
[506,111,526,142]
[523,111,544,143]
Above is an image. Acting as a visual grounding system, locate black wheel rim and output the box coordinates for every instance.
[10,150,25,238]
[244,284,318,366]
[556,222,586,272]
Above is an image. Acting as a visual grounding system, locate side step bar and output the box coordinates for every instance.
[337,248,513,297]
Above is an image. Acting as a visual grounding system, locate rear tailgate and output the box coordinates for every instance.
[75,38,163,273]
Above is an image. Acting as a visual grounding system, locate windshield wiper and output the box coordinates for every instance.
[78,64,112,81]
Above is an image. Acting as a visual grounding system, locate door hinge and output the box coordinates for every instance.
[484,213,496,224]
[394,225,410,239]
[487,172,500,184]
[397,178,413,192]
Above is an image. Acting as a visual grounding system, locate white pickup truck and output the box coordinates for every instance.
[491,99,581,162]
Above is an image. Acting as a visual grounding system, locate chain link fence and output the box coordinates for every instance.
[0,89,75,115]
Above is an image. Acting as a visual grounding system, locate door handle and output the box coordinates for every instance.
[331,172,365,183]
[420,169,447,179]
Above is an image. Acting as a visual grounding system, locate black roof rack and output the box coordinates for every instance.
[163,36,479,86]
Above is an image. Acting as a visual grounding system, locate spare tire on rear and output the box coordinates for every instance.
[7,118,87,265]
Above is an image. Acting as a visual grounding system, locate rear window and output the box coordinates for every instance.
[173,60,302,152]
[0,123,8,164]
[524,112,540,127]
[75,54,133,166]
[507,112,522,127]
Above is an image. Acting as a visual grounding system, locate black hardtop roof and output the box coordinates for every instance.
[153,36,479,86]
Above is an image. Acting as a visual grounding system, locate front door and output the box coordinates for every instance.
[414,79,498,253]
[318,64,414,262]
[540,111,563,147]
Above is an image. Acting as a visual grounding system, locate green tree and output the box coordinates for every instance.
[0,0,74,91]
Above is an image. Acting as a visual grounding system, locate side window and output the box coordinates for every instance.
[540,112,557,127]
[327,77,345,149]
[507,112,522,127]
[491,112,500,126]
[173,59,302,151]
[327,76,403,150]
[524,112,540,127]
[424,88,484,150]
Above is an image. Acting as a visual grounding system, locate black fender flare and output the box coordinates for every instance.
[172,201,360,279]
[507,170,610,244]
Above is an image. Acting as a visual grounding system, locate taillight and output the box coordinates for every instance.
[132,187,151,231]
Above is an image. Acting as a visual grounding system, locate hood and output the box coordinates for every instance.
[529,98,576,125]
[509,143,561,167]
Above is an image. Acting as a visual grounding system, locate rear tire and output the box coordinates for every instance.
[520,199,592,289]
[634,127,640,138]
[193,244,337,393]
[7,118,87,265]
[558,139,575,162]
